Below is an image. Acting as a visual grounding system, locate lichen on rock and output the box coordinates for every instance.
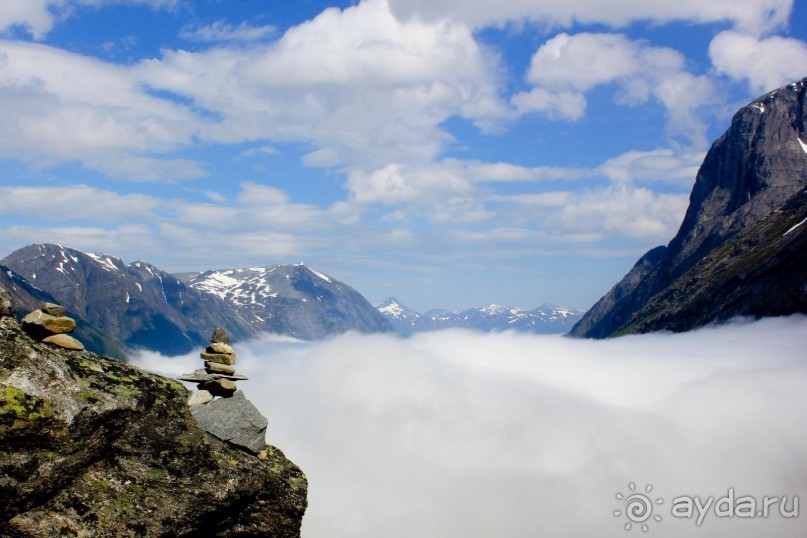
[0,301,306,537]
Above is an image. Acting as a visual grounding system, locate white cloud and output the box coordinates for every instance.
[179,20,277,43]
[0,0,54,39]
[0,1,509,184]
[0,40,205,180]
[598,149,704,186]
[134,316,807,538]
[709,31,807,93]
[0,183,326,269]
[387,0,794,35]
[559,184,689,239]
[0,0,179,39]
[511,87,587,120]
[512,33,717,147]
[138,0,505,171]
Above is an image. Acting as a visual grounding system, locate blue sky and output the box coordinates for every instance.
[1,0,806,312]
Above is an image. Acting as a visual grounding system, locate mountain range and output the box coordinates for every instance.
[376,298,583,335]
[0,244,584,358]
[571,77,807,337]
[0,244,392,358]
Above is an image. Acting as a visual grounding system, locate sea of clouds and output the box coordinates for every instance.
[133,316,807,537]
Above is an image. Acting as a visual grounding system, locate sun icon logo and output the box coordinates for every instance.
[614,482,664,532]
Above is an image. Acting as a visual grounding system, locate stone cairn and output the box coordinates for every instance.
[179,327,249,404]
[178,328,268,456]
[21,302,84,351]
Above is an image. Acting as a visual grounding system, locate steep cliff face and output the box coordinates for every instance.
[571,78,807,338]
[0,296,306,537]
[613,189,807,334]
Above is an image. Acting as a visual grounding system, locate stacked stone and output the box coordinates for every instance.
[179,327,248,401]
[21,302,84,351]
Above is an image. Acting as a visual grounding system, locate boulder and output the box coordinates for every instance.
[191,391,269,454]
[0,312,306,536]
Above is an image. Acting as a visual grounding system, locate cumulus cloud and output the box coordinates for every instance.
[0,0,179,39]
[0,183,328,269]
[559,184,689,239]
[0,0,509,183]
[137,0,506,170]
[387,0,793,35]
[709,31,807,93]
[0,40,205,180]
[134,316,807,537]
[513,33,717,147]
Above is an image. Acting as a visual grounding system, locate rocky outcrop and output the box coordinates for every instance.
[0,292,306,537]
[571,77,807,338]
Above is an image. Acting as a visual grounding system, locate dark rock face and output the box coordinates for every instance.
[1,245,257,357]
[569,246,667,338]
[0,302,306,536]
[571,78,807,338]
[613,189,807,335]
[189,264,394,341]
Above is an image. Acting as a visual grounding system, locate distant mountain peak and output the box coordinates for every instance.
[376,298,583,335]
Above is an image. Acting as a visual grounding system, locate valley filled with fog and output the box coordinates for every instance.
[134,316,807,537]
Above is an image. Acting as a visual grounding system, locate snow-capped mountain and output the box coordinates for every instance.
[187,264,393,340]
[1,244,394,356]
[376,298,583,335]
[1,244,256,357]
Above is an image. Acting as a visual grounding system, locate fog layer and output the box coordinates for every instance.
[134,316,807,537]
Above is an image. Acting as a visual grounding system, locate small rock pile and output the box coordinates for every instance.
[179,327,268,455]
[21,302,84,351]
[179,327,249,401]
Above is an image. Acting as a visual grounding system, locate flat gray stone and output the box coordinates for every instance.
[178,369,248,382]
[191,391,267,454]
